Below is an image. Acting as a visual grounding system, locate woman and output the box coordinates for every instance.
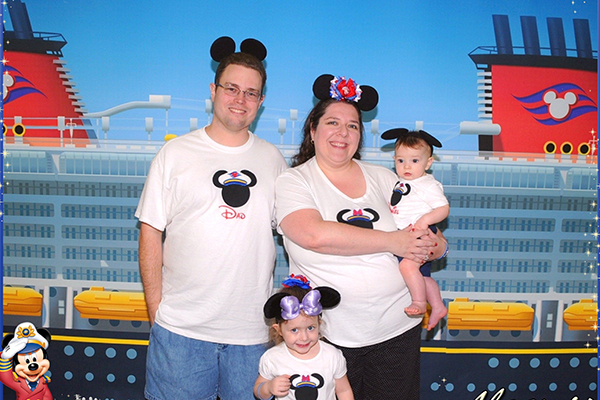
[275,75,447,399]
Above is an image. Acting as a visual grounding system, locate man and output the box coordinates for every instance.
[135,48,288,400]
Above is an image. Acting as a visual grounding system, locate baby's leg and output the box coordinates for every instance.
[424,277,447,330]
[399,258,427,316]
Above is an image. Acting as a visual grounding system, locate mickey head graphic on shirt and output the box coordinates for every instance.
[212,169,257,208]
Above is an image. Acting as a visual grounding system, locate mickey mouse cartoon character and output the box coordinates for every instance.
[0,322,52,400]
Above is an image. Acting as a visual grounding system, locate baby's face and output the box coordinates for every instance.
[394,144,433,181]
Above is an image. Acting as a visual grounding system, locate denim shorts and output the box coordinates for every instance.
[144,323,267,400]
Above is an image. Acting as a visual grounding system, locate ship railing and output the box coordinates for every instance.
[469,45,598,59]
[4,29,66,43]
[4,137,596,172]
[4,30,67,55]
[32,31,67,43]
[440,290,593,303]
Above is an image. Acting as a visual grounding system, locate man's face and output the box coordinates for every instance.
[209,64,264,135]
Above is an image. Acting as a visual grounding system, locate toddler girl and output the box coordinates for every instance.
[254,275,354,400]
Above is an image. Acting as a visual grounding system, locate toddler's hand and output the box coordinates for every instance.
[270,375,291,397]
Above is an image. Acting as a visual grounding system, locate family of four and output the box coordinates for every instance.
[135,37,449,400]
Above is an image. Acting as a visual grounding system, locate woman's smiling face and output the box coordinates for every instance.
[311,101,362,169]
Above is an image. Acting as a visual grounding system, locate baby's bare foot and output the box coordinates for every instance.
[405,301,427,316]
[426,305,448,330]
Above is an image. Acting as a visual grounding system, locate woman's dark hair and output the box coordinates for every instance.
[291,98,364,167]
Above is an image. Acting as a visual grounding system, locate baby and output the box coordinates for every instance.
[383,128,449,330]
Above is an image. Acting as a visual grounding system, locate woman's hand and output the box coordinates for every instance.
[427,228,448,260]
[392,225,445,263]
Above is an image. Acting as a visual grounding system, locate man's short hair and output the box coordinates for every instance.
[214,52,267,93]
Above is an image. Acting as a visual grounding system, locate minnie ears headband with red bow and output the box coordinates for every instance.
[381,128,442,149]
[210,36,267,62]
[263,275,341,320]
[313,74,379,112]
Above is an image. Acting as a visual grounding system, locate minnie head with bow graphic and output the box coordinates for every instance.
[254,275,352,400]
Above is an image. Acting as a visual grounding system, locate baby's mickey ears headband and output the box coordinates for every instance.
[313,74,379,112]
[381,128,442,149]
[210,36,267,62]
[264,275,341,320]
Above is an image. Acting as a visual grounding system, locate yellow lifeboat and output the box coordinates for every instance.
[74,287,149,321]
[447,298,534,330]
[563,299,597,330]
[421,305,431,329]
[3,286,43,316]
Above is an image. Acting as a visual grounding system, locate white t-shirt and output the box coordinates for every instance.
[136,127,288,345]
[258,341,347,400]
[275,158,420,348]
[389,173,448,229]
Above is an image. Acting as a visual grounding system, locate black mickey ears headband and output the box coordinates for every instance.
[381,128,442,149]
[263,287,341,320]
[312,74,379,112]
[210,36,267,62]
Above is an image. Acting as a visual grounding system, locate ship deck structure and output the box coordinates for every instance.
[3,140,596,338]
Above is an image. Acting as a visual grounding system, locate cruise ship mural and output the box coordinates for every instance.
[2,1,597,399]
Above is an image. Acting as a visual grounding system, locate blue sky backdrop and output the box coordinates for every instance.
[5,0,598,149]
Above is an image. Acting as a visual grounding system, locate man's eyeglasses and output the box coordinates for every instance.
[215,83,262,102]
